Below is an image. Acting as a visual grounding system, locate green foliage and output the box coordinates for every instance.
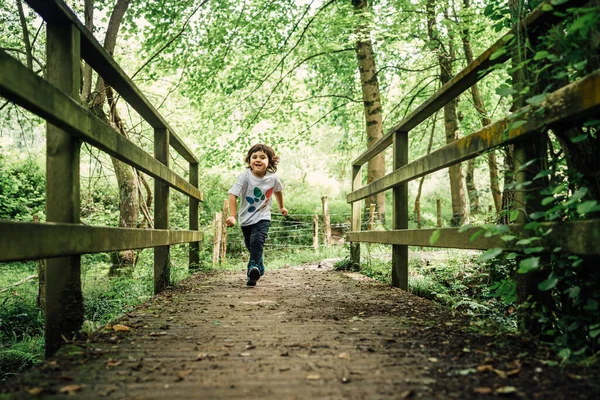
[0,156,45,221]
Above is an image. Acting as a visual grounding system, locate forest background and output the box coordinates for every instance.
[1,0,599,380]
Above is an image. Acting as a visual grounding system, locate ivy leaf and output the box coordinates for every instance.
[496,86,518,96]
[469,229,485,242]
[490,47,507,61]
[429,230,441,245]
[570,134,588,143]
[509,209,520,222]
[534,170,552,180]
[518,257,540,273]
[541,3,553,11]
[538,274,558,291]
[541,196,555,206]
[477,248,503,263]
[533,50,550,60]
[529,211,546,220]
[501,235,517,242]
[567,286,580,299]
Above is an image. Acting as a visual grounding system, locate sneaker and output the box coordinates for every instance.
[247,263,260,286]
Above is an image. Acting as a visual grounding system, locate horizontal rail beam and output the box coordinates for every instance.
[351,0,590,168]
[23,0,198,164]
[346,220,600,255]
[0,50,203,201]
[348,69,600,203]
[0,222,203,262]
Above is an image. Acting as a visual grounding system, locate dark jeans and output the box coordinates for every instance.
[241,219,270,268]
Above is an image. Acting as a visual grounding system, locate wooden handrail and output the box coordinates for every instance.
[351,0,589,168]
[24,0,199,164]
[347,69,600,202]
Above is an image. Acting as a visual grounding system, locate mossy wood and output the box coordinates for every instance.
[0,222,203,262]
[347,220,600,255]
[351,0,590,168]
[348,69,600,203]
[23,0,198,164]
[0,50,202,202]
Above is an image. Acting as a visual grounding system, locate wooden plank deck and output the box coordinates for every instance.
[2,263,599,399]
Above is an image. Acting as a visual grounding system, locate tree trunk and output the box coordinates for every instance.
[81,0,94,103]
[414,111,439,228]
[465,159,480,214]
[352,0,385,224]
[16,0,33,70]
[86,0,137,275]
[461,0,500,214]
[427,0,467,226]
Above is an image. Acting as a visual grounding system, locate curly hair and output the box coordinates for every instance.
[245,144,280,173]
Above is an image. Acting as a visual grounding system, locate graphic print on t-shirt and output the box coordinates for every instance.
[246,187,274,213]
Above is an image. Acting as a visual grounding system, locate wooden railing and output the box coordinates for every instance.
[347,0,600,289]
[0,0,203,356]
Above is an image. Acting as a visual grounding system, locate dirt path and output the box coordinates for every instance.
[2,263,599,399]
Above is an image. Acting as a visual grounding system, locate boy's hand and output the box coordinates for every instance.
[280,207,288,217]
[226,216,236,227]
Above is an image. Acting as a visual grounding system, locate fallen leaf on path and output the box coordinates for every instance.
[106,359,122,368]
[149,331,167,336]
[59,384,82,395]
[112,324,130,331]
[195,352,208,361]
[400,390,415,398]
[496,386,517,394]
[474,387,493,394]
[337,352,351,359]
[341,376,351,384]
[26,387,44,395]
[306,374,321,380]
[176,369,192,381]
[428,357,438,362]
[239,352,251,357]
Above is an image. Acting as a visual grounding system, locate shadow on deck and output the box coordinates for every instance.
[2,262,599,399]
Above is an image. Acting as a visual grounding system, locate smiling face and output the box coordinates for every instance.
[249,150,269,177]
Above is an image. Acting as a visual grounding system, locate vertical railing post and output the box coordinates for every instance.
[189,163,199,271]
[313,214,319,252]
[322,196,331,247]
[221,198,228,264]
[392,131,408,289]
[44,22,83,357]
[350,165,361,269]
[154,128,170,294]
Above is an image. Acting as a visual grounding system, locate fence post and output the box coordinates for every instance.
[350,166,361,269]
[313,214,319,251]
[392,130,409,290]
[154,128,170,294]
[213,212,222,266]
[221,199,228,264]
[368,203,376,230]
[33,215,46,312]
[436,199,442,227]
[322,196,331,246]
[44,22,83,357]
[189,163,200,271]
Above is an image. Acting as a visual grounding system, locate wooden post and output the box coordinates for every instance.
[154,128,170,294]
[33,215,46,312]
[221,199,228,264]
[44,22,83,357]
[322,196,331,246]
[213,212,222,266]
[313,214,319,251]
[350,166,361,270]
[436,199,442,227]
[416,202,422,229]
[392,130,409,290]
[368,203,376,230]
[189,163,200,271]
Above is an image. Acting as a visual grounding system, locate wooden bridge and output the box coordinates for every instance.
[1,0,600,398]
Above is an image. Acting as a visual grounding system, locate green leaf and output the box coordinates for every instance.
[496,86,518,96]
[477,248,503,263]
[538,274,558,291]
[534,170,552,180]
[484,4,495,16]
[533,50,550,61]
[506,252,518,260]
[565,187,588,206]
[524,246,545,254]
[509,209,520,222]
[558,348,571,361]
[552,183,568,194]
[525,93,547,106]
[501,235,517,242]
[541,196,555,206]
[529,211,546,220]
[490,48,507,61]
[550,0,569,5]
[577,200,600,214]
[584,299,599,311]
[573,60,588,71]
[430,230,441,245]
[590,328,600,339]
[458,224,473,233]
[567,286,580,299]
[570,134,588,143]
[508,120,527,130]
[518,257,540,273]
[541,3,553,11]
[469,229,485,242]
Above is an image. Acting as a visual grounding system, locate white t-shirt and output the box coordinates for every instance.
[228,169,284,227]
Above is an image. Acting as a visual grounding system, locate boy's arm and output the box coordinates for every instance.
[226,194,238,227]
[274,191,288,216]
